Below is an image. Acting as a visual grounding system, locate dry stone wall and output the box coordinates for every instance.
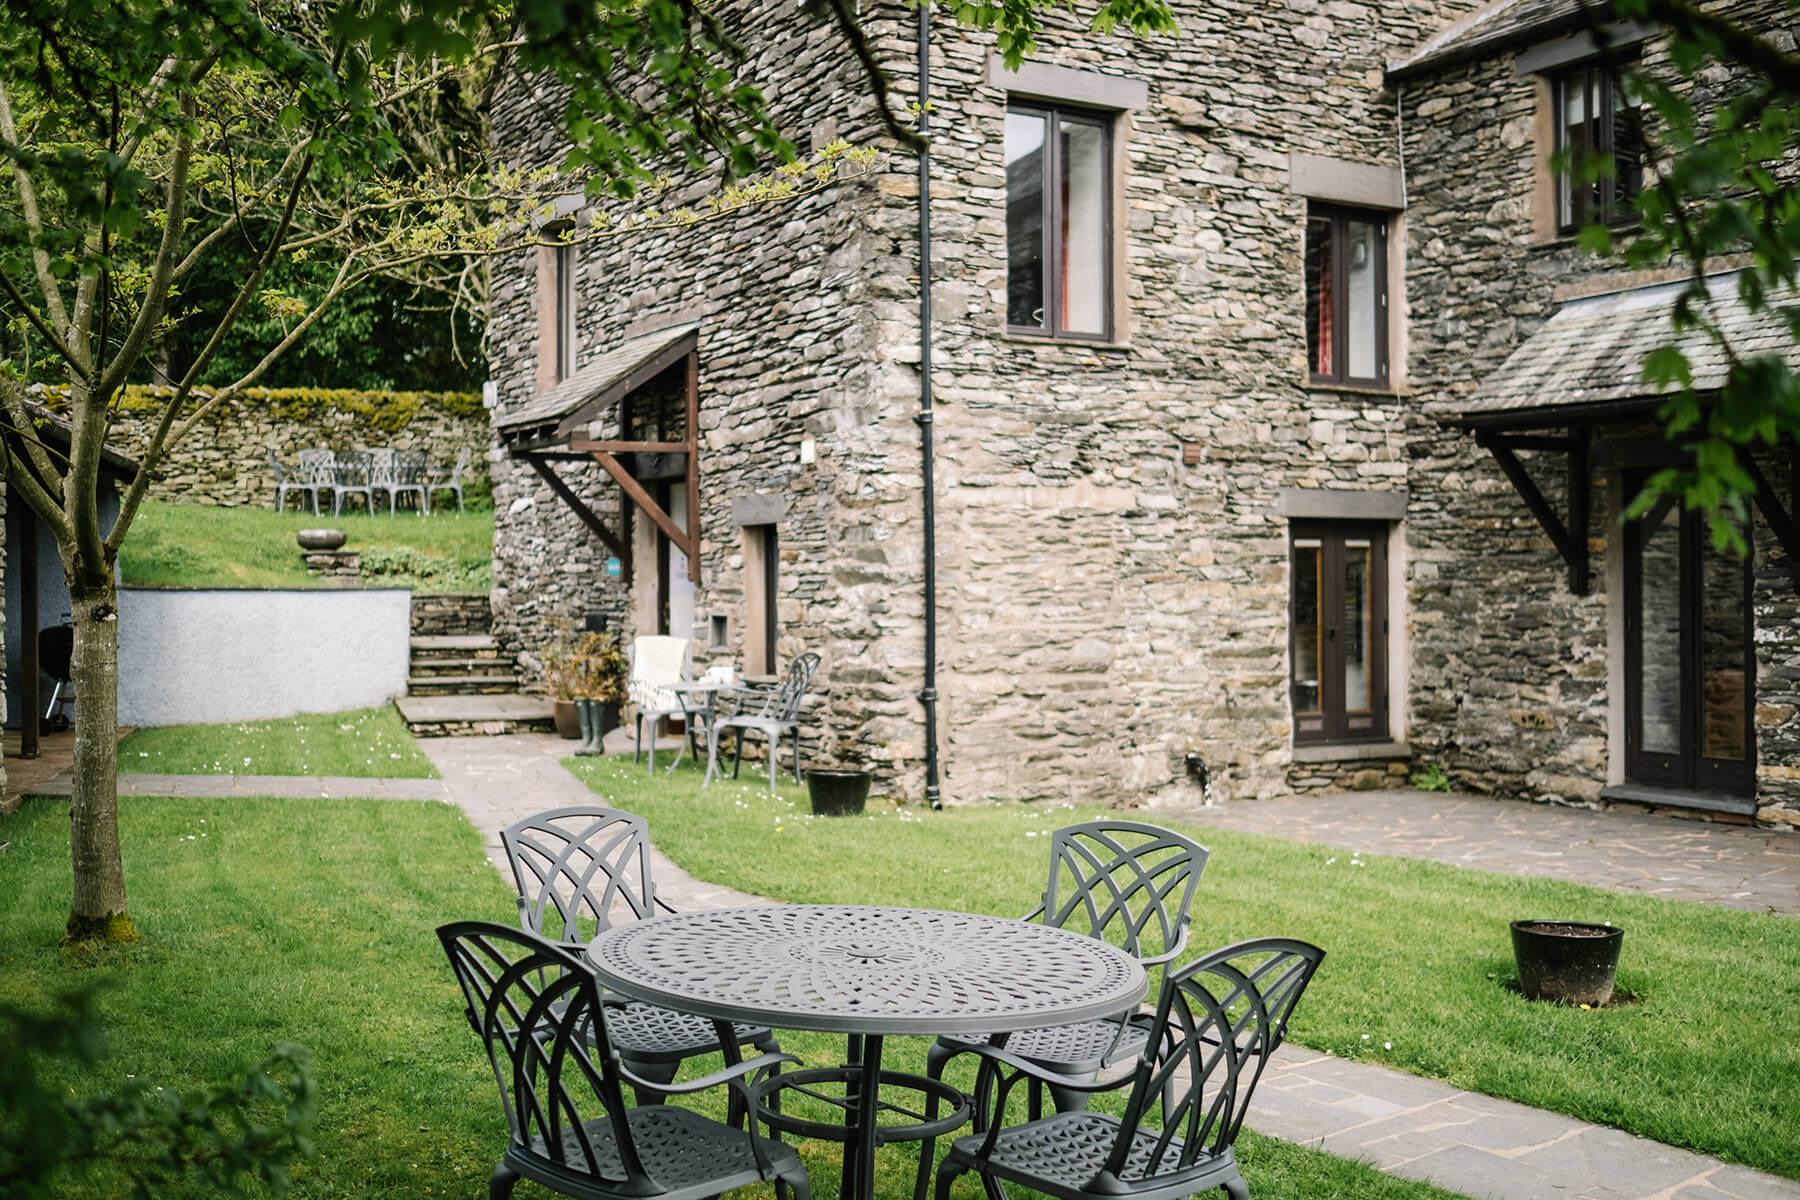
[31,385,489,508]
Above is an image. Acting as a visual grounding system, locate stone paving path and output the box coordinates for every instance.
[38,738,1800,1200]
[1157,789,1800,917]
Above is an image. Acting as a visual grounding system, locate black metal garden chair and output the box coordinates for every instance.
[923,821,1209,1114]
[498,807,784,1099]
[933,937,1326,1200]
[437,921,810,1200]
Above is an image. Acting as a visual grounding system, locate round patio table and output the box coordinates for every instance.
[588,904,1147,1200]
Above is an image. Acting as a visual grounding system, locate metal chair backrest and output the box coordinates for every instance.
[267,447,288,483]
[1103,938,1324,1183]
[741,652,819,720]
[628,636,690,714]
[1032,821,1208,967]
[366,447,398,487]
[446,446,470,482]
[297,446,335,485]
[396,448,428,484]
[500,807,670,944]
[437,921,648,1188]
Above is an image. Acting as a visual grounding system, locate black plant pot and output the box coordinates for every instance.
[807,769,870,817]
[1510,920,1623,1005]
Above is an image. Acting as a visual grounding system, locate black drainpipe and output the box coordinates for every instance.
[916,2,942,810]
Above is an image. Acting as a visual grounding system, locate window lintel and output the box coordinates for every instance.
[986,55,1146,111]
[1278,489,1407,521]
[1513,21,1657,76]
[1289,154,1404,212]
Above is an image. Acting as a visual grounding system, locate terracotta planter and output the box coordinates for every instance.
[807,769,870,817]
[1510,920,1623,1005]
[552,699,580,739]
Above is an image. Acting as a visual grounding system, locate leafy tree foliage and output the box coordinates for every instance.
[0,987,317,1198]
[1575,0,1800,548]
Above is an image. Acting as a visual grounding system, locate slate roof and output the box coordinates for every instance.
[1388,0,1599,80]
[1429,270,1800,427]
[493,322,699,436]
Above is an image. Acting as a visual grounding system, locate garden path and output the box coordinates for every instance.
[412,733,1800,1200]
[1159,789,1800,917]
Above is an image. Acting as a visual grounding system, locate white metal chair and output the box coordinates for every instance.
[629,636,691,773]
[429,446,471,513]
[704,653,820,794]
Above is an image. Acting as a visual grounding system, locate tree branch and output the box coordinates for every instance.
[0,76,72,336]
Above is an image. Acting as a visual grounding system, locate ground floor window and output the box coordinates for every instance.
[1624,489,1754,793]
[1290,521,1388,744]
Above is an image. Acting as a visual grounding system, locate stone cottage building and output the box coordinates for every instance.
[484,0,1800,824]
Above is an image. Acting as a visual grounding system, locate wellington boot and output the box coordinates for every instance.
[576,700,603,756]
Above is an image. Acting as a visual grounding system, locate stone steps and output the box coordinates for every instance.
[407,673,520,696]
[399,594,541,733]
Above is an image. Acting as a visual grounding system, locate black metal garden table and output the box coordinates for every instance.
[587,904,1147,1200]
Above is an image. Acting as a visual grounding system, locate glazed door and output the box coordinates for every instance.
[1624,492,1754,792]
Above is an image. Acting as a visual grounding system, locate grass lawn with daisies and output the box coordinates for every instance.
[0,793,1462,1200]
[565,753,1800,1182]
[116,705,436,777]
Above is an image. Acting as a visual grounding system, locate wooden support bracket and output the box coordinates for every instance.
[521,453,632,581]
[1740,447,1800,587]
[1477,429,1591,595]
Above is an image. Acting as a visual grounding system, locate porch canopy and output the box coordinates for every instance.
[1428,269,1800,593]
[494,322,701,584]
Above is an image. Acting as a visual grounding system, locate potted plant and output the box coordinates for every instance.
[1509,920,1624,1006]
[540,641,583,741]
[807,745,872,817]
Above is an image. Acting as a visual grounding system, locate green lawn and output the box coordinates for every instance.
[565,755,1800,1181]
[116,706,436,778]
[119,498,492,591]
[0,795,1462,1200]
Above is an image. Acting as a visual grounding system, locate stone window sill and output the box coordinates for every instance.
[1300,381,1412,399]
[1291,740,1410,764]
[1001,332,1132,353]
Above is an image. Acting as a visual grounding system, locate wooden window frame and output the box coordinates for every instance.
[1305,205,1389,389]
[743,523,779,677]
[1005,101,1114,342]
[1290,520,1390,745]
[1553,59,1642,234]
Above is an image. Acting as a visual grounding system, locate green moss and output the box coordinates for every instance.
[34,384,483,436]
[61,911,138,947]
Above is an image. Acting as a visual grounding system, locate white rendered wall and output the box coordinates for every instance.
[118,588,412,727]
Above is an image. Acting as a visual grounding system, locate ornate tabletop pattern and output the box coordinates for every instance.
[587,904,1147,1035]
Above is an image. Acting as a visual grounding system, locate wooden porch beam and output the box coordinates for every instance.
[684,350,701,587]
[1477,431,1589,595]
[568,439,688,455]
[590,451,700,582]
[520,452,631,573]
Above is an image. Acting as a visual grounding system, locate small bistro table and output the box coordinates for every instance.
[588,904,1148,1200]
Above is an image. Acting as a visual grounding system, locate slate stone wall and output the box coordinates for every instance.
[485,0,1800,822]
[30,385,489,509]
[1397,7,1800,822]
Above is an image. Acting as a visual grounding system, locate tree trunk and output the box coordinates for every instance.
[63,578,133,945]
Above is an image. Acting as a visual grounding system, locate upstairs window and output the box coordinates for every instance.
[1005,103,1112,340]
[1554,61,1642,232]
[1305,206,1388,387]
[552,240,577,382]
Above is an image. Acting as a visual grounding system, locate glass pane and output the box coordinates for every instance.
[1005,112,1047,329]
[1058,118,1107,335]
[1699,536,1749,761]
[1559,70,1595,227]
[1344,218,1378,380]
[1637,503,1683,757]
[1291,541,1322,715]
[1343,540,1371,711]
[1609,79,1644,214]
[1305,216,1332,376]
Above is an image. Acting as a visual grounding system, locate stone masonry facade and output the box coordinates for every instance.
[488,0,1800,824]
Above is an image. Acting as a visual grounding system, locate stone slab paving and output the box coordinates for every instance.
[1157,789,1800,917]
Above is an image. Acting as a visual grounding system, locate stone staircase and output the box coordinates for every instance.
[394,594,555,736]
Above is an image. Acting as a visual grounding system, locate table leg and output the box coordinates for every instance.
[840,1033,885,1200]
